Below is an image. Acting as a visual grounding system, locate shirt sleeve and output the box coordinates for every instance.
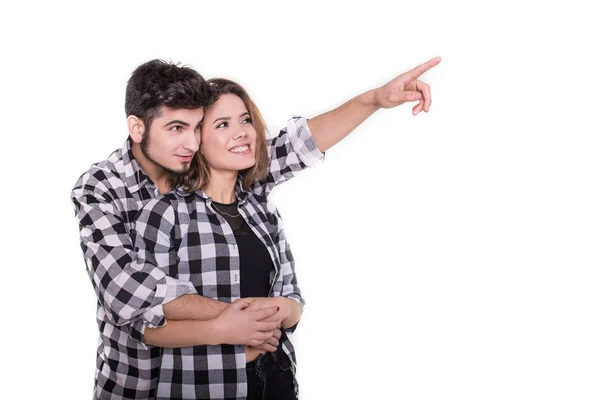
[71,171,195,331]
[266,200,305,334]
[250,116,325,198]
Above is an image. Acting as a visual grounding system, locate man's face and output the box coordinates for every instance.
[141,106,204,174]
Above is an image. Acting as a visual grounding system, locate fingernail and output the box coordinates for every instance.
[277,306,280,311]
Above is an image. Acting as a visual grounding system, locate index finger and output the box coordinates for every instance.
[405,56,441,81]
[231,298,251,310]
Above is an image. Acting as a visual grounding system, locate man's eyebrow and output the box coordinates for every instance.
[163,120,190,127]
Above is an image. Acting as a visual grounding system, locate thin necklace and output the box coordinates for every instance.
[212,203,240,218]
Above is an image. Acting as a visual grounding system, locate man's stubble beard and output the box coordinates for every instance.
[140,132,191,176]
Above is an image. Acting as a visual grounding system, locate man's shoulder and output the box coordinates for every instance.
[71,145,131,205]
[72,146,127,194]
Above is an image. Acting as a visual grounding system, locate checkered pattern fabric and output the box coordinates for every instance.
[133,180,302,400]
[71,117,323,399]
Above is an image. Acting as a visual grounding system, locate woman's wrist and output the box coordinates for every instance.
[280,297,301,328]
[202,318,223,346]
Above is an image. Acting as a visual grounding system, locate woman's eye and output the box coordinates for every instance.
[217,122,228,129]
[242,117,252,124]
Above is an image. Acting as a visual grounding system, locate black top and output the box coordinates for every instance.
[212,200,294,346]
[212,200,273,298]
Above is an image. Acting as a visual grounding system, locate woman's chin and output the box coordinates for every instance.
[238,158,257,170]
[215,154,256,173]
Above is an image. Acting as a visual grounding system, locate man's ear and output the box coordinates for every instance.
[127,115,145,143]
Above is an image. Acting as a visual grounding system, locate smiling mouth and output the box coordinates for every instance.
[229,145,250,154]
[176,155,194,162]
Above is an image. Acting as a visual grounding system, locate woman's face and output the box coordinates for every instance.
[201,94,257,174]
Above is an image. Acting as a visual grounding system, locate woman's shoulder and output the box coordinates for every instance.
[243,193,281,226]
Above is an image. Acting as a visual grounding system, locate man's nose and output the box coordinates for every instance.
[184,130,201,152]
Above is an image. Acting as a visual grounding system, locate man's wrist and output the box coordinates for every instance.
[217,301,230,315]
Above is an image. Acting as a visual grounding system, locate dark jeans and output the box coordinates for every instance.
[246,347,297,400]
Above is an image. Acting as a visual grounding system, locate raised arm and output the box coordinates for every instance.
[250,116,325,197]
[251,57,441,197]
[307,56,442,152]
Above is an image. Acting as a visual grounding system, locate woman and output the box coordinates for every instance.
[132,78,306,400]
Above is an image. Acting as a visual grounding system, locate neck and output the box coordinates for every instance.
[131,142,172,194]
[203,169,239,203]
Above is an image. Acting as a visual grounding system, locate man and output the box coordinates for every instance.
[72,56,440,399]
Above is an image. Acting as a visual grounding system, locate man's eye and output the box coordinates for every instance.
[171,126,183,132]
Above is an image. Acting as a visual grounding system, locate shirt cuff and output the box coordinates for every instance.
[142,277,196,327]
[288,116,325,167]
[128,278,195,347]
[284,295,304,335]
[286,294,305,313]
[127,318,156,347]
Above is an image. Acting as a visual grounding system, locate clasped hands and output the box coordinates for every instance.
[213,296,298,352]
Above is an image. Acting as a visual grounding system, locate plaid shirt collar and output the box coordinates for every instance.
[121,138,154,194]
[174,175,251,204]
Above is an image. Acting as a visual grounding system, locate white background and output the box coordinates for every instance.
[1,1,599,399]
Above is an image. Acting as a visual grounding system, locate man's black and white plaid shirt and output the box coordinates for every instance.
[71,117,323,400]
[133,174,302,400]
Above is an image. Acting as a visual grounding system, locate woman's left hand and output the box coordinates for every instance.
[243,297,298,327]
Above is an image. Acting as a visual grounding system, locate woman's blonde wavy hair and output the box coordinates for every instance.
[171,78,269,193]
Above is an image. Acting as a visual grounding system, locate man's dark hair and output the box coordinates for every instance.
[125,59,209,131]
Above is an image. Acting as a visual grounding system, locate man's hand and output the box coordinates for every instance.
[374,56,441,115]
[212,298,280,346]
